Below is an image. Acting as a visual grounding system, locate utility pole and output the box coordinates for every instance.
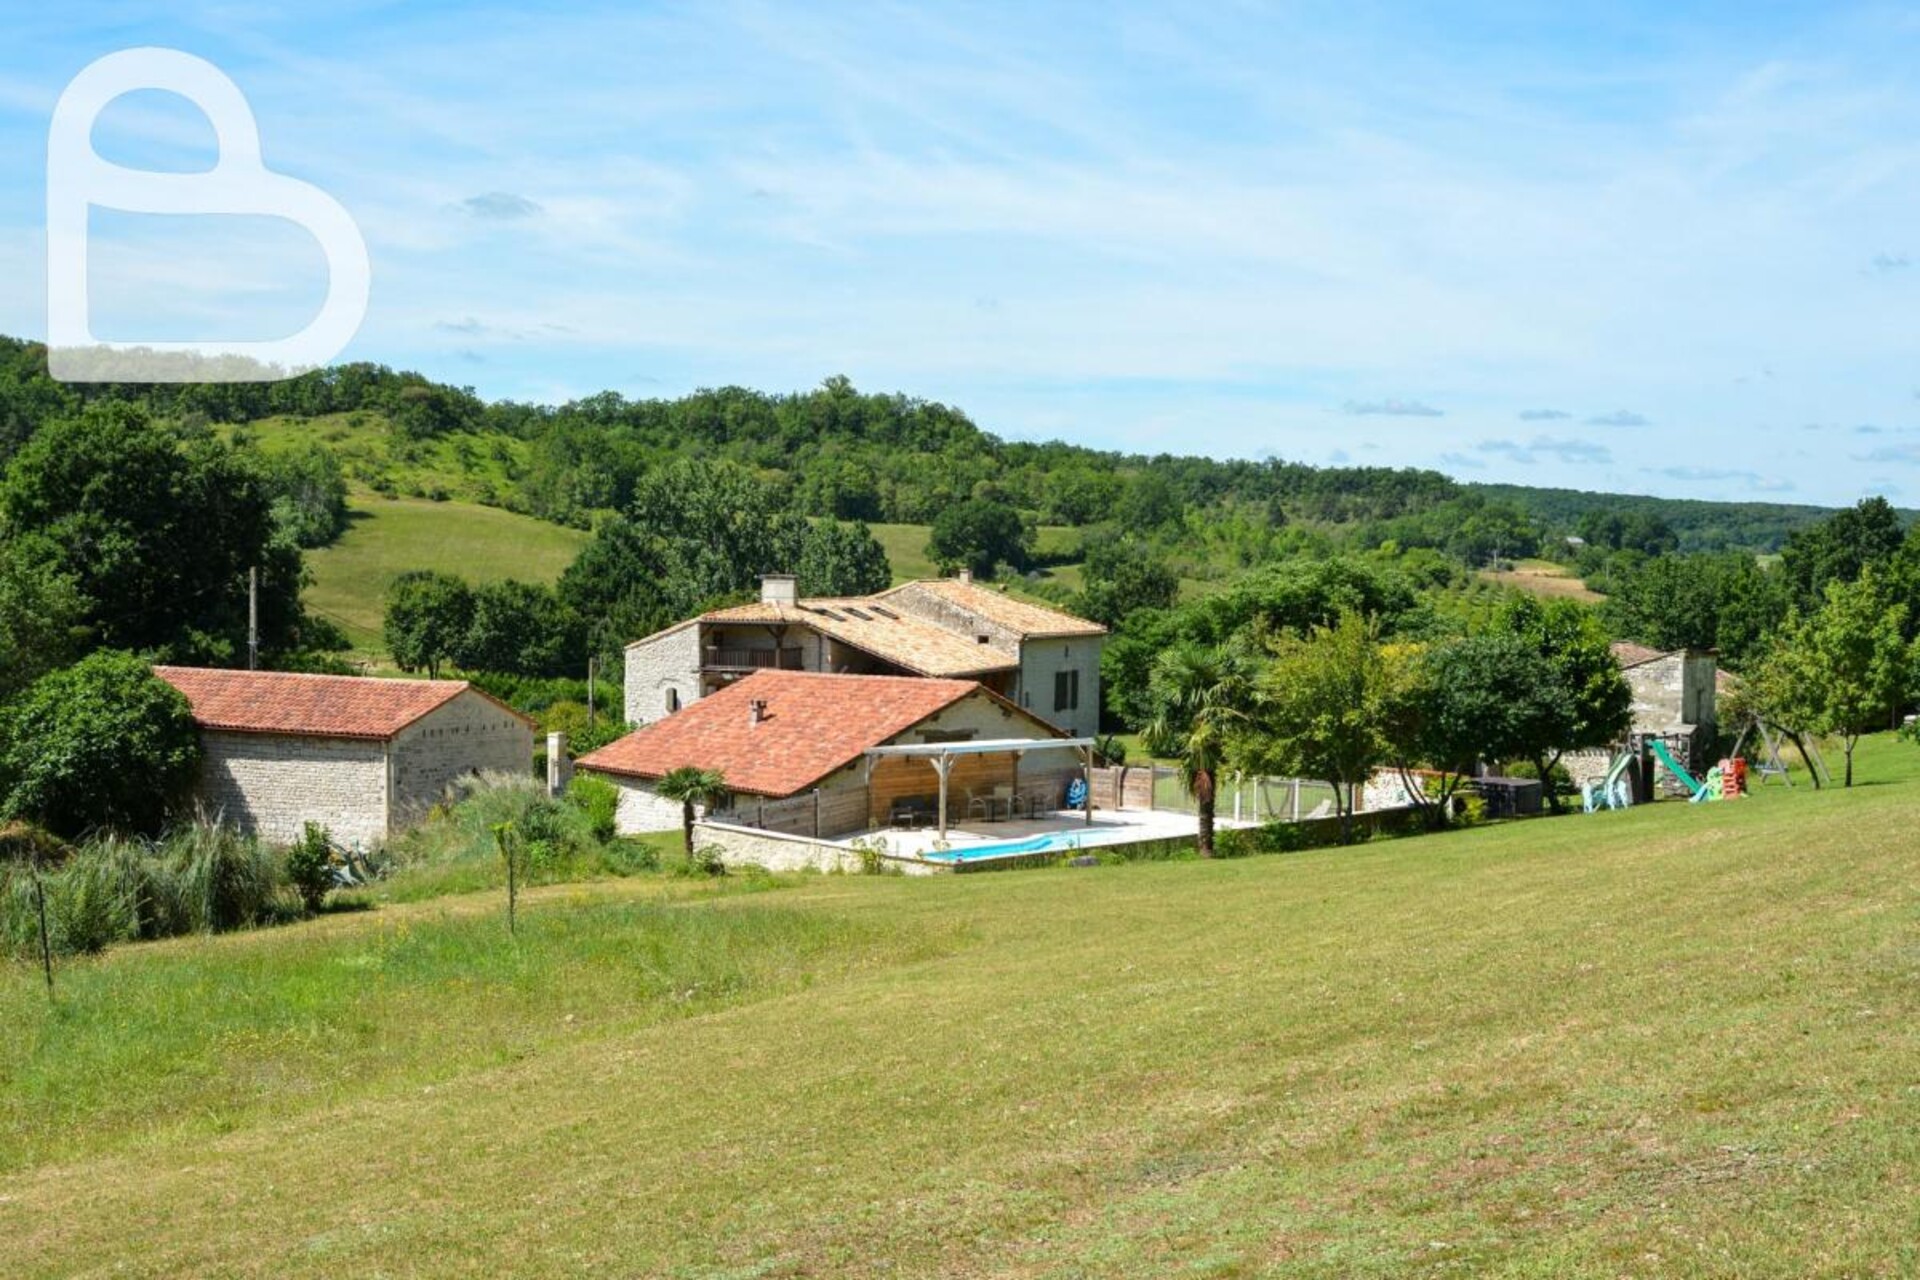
[588,654,599,732]
[247,566,259,671]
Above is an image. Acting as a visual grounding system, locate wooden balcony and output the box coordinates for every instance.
[703,646,806,672]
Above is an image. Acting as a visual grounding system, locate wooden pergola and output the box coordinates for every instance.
[863,737,1098,841]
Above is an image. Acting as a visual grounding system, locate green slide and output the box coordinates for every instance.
[1645,739,1706,798]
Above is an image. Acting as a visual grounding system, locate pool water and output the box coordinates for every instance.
[919,831,1091,862]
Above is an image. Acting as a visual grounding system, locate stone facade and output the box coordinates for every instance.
[691,821,943,875]
[191,689,533,848]
[388,690,536,826]
[623,623,704,728]
[622,580,1104,734]
[599,685,1079,836]
[195,730,390,848]
[1014,636,1102,739]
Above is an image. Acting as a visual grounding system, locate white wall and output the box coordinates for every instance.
[604,774,697,834]
[624,624,703,726]
[1015,636,1103,738]
[389,691,535,827]
[194,730,388,848]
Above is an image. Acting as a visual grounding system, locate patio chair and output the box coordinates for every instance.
[965,790,991,822]
[992,784,1022,820]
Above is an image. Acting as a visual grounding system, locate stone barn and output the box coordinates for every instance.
[578,669,1082,839]
[155,667,535,848]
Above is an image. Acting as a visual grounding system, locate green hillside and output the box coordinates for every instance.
[305,496,588,652]
[6,736,1918,1276]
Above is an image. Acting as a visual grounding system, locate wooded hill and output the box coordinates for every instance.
[0,336,1858,558]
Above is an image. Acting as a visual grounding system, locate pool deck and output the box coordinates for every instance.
[842,807,1238,862]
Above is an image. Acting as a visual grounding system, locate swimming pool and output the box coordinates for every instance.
[918,831,1091,863]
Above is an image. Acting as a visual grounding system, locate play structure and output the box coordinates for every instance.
[1581,752,1636,812]
[1583,734,1751,813]
[1727,714,1830,788]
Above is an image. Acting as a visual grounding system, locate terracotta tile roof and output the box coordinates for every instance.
[153,667,518,740]
[695,599,1021,677]
[879,579,1108,638]
[577,671,1015,796]
[1610,641,1671,669]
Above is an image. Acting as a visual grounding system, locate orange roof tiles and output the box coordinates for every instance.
[154,667,517,740]
[1609,641,1670,669]
[879,579,1108,638]
[577,671,1001,796]
[696,599,1021,677]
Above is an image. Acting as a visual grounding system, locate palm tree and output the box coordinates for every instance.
[1142,643,1252,857]
[655,766,730,866]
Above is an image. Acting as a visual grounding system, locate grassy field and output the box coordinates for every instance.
[1478,557,1605,603]
[6,737,1918,1276]
[304,496,589,651]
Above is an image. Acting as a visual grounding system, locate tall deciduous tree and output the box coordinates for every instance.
[0,651,201,838]
[1751,571,1912,787]
[384,571,474,679]
[796,520,892,596]
[1141,642,1254,856]
[926,498,1031,579]
[1250,610,1396,843]
[0,404,311,663]
[1491,595,1633,811]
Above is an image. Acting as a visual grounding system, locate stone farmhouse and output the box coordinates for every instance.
[581,670,1086,839]
[155,667,535,848]
[622,572,1107,738]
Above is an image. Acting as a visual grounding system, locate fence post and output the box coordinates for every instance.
[813,788,821,838]
[1291,778,1301,822]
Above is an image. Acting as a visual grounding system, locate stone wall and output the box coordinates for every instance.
[1015,636,1103,738]
[389,690,535,827]
[607,774,695,835]
[691,821,944,875]
[193,730,388,848]
[623,623,703,727]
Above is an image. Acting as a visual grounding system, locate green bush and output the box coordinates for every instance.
[382,772,634,899]
[169,824,288,932]
[0,651,201,838]
[566,775,619,843]
[284,823,334,915]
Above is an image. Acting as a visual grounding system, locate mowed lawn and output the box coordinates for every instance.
[304,496,589,651]
[6,743,1920,1277]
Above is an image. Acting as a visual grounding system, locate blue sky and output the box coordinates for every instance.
[5,3,1920,505]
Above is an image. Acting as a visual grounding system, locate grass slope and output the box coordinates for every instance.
[9,745,1918,1277]
[304,496,588,651]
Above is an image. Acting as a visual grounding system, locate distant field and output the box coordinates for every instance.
[1479,556,1605,603]
[305,496,588,651]
[7,735,1918,1276]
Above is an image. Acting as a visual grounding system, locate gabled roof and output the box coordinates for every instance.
[1610,641,1672,669]
[695,598,1020,677]
[154,667,528,741]
[878,579,1108,639]
[576,670,1062,797]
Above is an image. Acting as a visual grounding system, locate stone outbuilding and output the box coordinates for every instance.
[155,667,535,848]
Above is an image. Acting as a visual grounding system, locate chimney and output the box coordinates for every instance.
[749,698,769,726]
[956,568,972,585]
[760,574,798,606]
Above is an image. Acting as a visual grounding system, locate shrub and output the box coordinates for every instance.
[168,824,288,931]
[0,651,201,838]
[566,774,619,843]
[284,823,334,915]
